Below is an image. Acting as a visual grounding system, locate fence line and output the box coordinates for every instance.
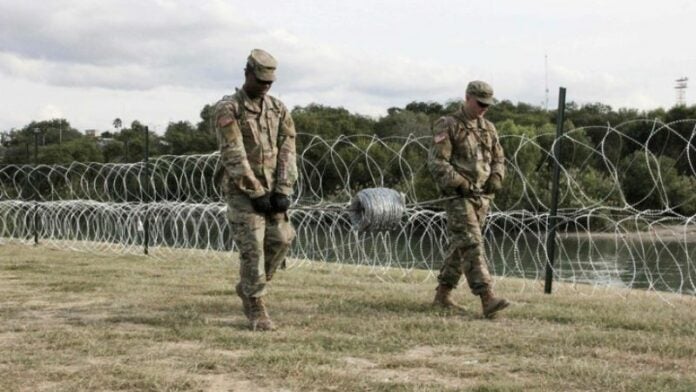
[2,119,695,295]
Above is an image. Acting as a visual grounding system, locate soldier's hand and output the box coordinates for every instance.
[456,178,471,197]
[483,174,503,194]
[270,192,291,213]
[251,193,273,214]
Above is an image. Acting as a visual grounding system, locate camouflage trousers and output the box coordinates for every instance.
[227,195,296,299]
[438,196,492,295]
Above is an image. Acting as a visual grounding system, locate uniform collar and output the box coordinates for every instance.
[237,88,266,113]
[453,107,480,128]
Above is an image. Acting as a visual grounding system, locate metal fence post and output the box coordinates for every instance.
[143,126,150,255]
[33,128,40,245]
[544,87,566,294]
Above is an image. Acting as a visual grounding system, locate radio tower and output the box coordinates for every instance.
[675,77,688,106]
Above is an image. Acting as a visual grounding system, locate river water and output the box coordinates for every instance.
[296,227,696,294]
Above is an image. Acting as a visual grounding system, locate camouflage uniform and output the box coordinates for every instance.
[428,82,505,296]
[214,51,297,301]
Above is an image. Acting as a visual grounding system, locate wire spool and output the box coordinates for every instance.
[349,187,406,232]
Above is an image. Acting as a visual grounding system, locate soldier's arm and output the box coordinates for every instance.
[489,124,506,181]
[427,117,469,192]
[274,103,297,195]
[215,103,265,198]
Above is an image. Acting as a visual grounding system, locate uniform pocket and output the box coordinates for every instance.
[241,120,264,170]
[228,208,265,228]
[267,109,280,144]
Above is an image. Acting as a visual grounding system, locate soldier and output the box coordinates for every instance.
[427,80,510,318]
[213,49,297,331]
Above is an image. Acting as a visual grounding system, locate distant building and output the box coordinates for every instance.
[85,129,97,138]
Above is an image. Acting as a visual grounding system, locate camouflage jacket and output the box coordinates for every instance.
[213,88,297,198]
[427,108,505,195]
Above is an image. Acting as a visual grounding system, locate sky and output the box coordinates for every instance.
[0,0,694,134]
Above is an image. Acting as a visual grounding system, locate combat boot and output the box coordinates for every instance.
[432,283,466,311]
[235,282,251,319]
[480,290,510,318]
[248,297,275,331]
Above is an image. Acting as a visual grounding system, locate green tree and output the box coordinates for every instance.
[2,119,82,164]
[164,120,216,155]
[486,100,550,128]
[375,109,431,138]
[404,101,444,117]
[495,120,549,211]
[619,151,696,215]
[102,140,124,162]
[197,104,215,135]
[9,119,81,147]
[113,121,167,161]
[292,104,376,140]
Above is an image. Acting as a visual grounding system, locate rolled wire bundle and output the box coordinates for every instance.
[349,187,406,232]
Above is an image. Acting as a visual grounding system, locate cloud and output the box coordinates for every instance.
[0,0,474,101]
[0,52,158,89]
[38,104,65,121]
[0,1,257,88]
[0,0,693,132]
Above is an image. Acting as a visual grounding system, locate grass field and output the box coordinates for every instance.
[1,243,695,391]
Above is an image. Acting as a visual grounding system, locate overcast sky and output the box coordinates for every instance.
[1,0,694,133]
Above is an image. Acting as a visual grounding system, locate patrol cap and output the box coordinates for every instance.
[246,49,277,82]
[466,80,495,105]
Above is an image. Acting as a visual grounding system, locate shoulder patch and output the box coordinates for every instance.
[433,131,448,144]
[217,115,234,128]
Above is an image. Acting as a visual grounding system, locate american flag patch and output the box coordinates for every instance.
[433,132,447,144]
[217,115,234,128]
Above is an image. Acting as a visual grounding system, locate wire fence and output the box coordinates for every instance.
[1,119,695,295]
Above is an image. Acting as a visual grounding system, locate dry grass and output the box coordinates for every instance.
[1,242,695,391]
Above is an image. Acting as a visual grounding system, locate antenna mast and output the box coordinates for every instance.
[675,77,688,106]
[544,54,549,111]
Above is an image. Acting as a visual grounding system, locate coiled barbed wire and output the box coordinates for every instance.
[349,188,406,232]
[2,119,696,296]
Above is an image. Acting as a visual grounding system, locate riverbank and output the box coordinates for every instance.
[1,244,695,391]
[559,223,696,242]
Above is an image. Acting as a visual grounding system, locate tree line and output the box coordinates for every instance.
[2,99,695,215]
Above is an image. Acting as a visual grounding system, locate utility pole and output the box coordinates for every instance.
[33,127,41,246]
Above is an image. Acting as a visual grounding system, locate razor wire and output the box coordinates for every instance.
[1,119,696,295]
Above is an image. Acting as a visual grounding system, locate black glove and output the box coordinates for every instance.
[483,173,503,194]
[250,193,273,214]
[270,192,291,213]
[455,178,471,197]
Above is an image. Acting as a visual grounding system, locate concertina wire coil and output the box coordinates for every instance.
[1,119,696,296]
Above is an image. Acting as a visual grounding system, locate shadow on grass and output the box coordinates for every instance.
[2,262,50,273]
[316,296,481,320]
[103,301,252,332]
[200,289,235,296]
